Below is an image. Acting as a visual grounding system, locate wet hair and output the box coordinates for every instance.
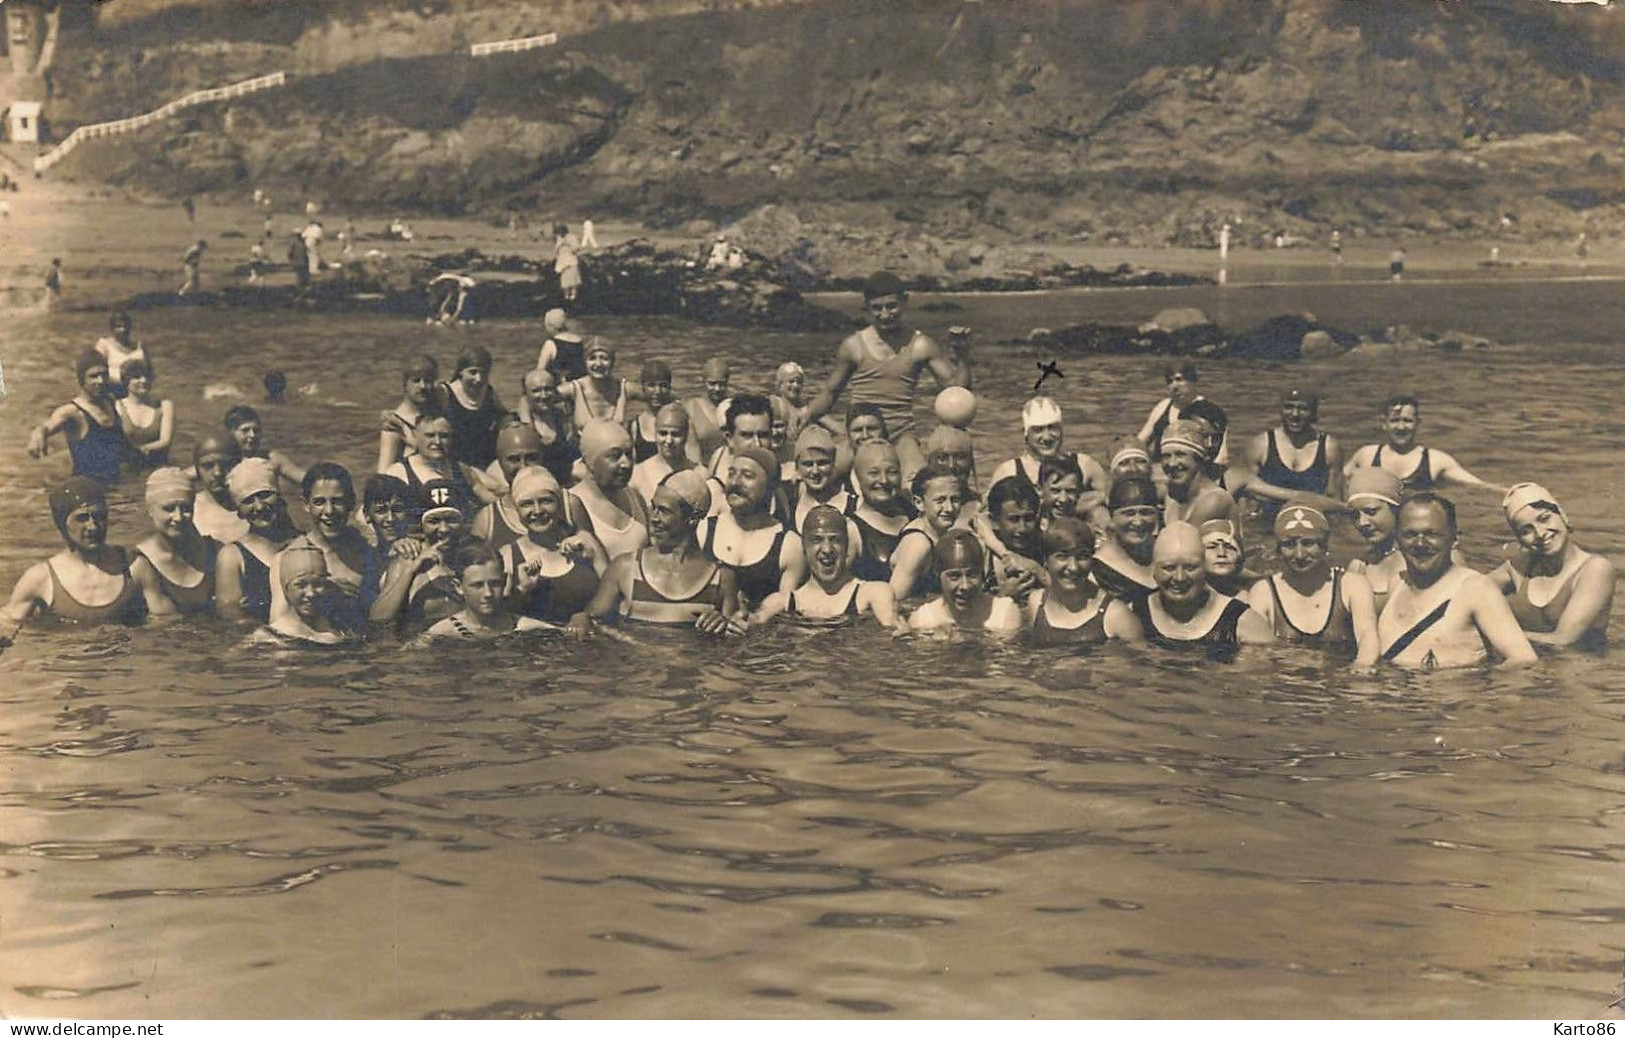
[301,461,355,505]
[455,346,493,374]
[109,309,133,331]
[845,403,888,435]
[1041,516,1097,558]
[451,542,504,578]
[1381,393,1421,414]
[263,371,287,401]
[1163,361,1198,383]
[1180,398,1228,436]
[1399,491,1458,534]
[986,476,1040,518]
[1037,455,1084,488]
[362,473,410,509]
[223,404,261,429]
[404,354,439,380]
[909,463,964,499]
[862,270,906,301]
[119,358,154,385]
[723,392,772,433]
[1108,475,1161,511]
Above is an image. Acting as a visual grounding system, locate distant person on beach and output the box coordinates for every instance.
[1330,229,1343,264]
[27,349,128,485]
[179,240,207,296]
[1389,247,1405,282]
[44,258,63,305]
[1577,232,1589,266]
[182,196,196,224]
[554,223,581,303]
[300,221,325,278]
[580,219,599,249]
[248,239,266,283]
[803,271,964,478]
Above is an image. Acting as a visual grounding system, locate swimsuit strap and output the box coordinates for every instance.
[786,590,798,616]
[702,515,719,555]
[844,581,862,616]
[1381,599,1452,662]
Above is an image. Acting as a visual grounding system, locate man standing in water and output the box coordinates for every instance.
[1377,493,1536,670]
[1342,394,1500,497]
[1243,386,1344,522]
[26,350,128,485]
[803,271,965,478]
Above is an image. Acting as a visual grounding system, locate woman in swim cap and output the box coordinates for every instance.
[504,466,603,624]
[130,467,218,616]
[753,504,902,630]
[382,413,493,507]
[567,338,629,427]
[1198,519,1251,598]
[566,420,649,564]
[908,529,1023,633]
[216,458,302,624]
[369,479,475,631]
[1488,483,1615,651]
[1092,475,1161,599]
[441,345,506,471]
[1243,499,1378,665]
[1343,466,1406,613]
[848,440,915,582]
[256,545,352,647]
[1,478,146,645]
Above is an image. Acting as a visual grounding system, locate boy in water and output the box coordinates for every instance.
[419,544,552,641]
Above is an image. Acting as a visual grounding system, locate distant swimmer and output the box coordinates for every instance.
[1245,500,1379,666]
[1375,493,1536,670]
[1106,521,1273,653]
[1488,483,1614,652]
[130,467,218,618]
[1343,394,1501,496]
[752,504,902,630]
[428,271,476,325]
[27,349,128,485]
[567,468,736,636]
[179,239,207,296]
[907,529,1023,634]
[803,271,965,478]
[1026,517,1115,647]
[1,479,146,646]
[1243,386,1344,522]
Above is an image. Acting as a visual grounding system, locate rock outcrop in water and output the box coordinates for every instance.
[1027,312,1493,361]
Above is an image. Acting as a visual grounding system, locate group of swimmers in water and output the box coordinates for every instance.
[7,270,1614,668]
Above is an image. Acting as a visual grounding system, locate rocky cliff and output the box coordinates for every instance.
[36,0,1625,248]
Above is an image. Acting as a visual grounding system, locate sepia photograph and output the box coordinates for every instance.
[0,0,1622,1021]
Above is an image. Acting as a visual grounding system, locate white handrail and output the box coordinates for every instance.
[34,71,288,172]
[470,33,557,57]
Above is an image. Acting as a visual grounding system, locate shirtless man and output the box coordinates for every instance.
[1244,387,1344,522]
[1158,420,1239,528]
[804,271,964,477]
[1,478,146,644]
[473,426,547,551]
[1376,493,1536,670]
[27,349,128,485]
[1343,394,1500,496]
[1106,521,1273,651]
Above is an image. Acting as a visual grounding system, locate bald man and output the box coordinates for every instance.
[474,425,548,550]
[1377,493,1536,670]
[1107,521,1272,649]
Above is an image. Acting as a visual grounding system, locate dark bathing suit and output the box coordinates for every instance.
[1371,445,1435,495]
[620,553,724,624]
[786,581,863,628]
[1032,589,1110,645]
[1257,430,1330,521]
[1264,570,1352,650]
[1129,593,1249,659]
[136,542,218,615]
[46,551,146,625]
[70,403,127,484]
[703,517,789,610]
